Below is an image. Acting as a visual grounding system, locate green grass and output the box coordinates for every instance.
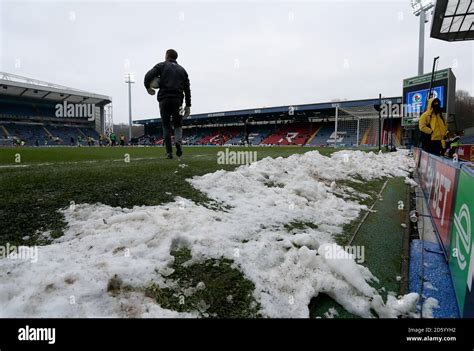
[284,221,319,234]
[310,177,409,318]
[0,146,332,246]
[335,176,388,246]
[351,177,407,294]
[0,146,335,165]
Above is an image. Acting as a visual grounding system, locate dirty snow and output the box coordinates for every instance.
[0,150,418,318]
[404,177,418,187]
[324,307,339,318]
[423,281,439,291]
[421,297,440,318]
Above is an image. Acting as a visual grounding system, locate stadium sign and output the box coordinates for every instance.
[207,112,225,117]
[457,145,474,162]
[55,101,96,121]
[450,167,474,317]
[403,69,450,88]
[402,68,456,128]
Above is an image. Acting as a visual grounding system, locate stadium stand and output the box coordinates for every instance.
[224,133,244,145]
[461,135,474,144]
[133,118,406,148]
[134,97,404,148]
[0,72,111,146]
[1,123,49,145]
[246,125,272,145]
[307,123,334,146]
[134,121,405,147]
[261,123,314,146]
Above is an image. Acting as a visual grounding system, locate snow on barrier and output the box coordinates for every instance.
[414,147,474,317]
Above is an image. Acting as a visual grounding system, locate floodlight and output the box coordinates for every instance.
[411,0,435,74]
[124,72,135,83]
[411,0,434,16]
[124,72,135,142]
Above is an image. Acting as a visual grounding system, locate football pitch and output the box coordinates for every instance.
[0,146,410,318]
[0,146,334,247]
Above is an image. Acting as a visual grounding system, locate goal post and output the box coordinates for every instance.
[333,105,384,149]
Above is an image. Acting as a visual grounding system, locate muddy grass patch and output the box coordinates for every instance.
[284,221,319,233]
[144,248,261,318]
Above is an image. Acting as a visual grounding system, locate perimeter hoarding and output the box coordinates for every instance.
[418,151,459,255]
[413,147,421,168]
[415,147,474,317]
[430,157,459,253]
[419,150,436,195]
[449,166,474,317]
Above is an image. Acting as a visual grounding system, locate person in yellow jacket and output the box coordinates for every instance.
[418,97,448,156]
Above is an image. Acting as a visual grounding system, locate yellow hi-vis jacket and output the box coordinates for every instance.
[419,98,448,148]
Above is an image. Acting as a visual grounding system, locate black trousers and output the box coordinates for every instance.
[428,140,443,156]
[159,98,183,154]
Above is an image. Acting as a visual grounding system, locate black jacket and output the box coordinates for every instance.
[144,59,191,107]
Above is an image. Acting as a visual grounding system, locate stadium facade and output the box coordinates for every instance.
[0,72,112,146]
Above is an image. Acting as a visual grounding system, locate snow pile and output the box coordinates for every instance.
[0,150,417,318]
[404,177,418,187]
[421,297,440,318]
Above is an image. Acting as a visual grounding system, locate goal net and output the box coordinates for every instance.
[333,104,401,148]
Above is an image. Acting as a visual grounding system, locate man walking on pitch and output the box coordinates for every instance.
[144,49,191,159]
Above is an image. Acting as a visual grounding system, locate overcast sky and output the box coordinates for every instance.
[1,0,473,123]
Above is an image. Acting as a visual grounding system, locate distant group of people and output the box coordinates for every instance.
[418,97,460,158]
[14,137,25,147]
[69,135,93,147]
[31,136,61,147]
[67,133,126,147]
[100,133,126,146]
